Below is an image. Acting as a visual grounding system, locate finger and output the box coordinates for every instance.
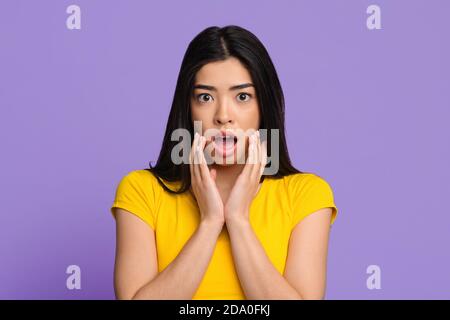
[256,131,261,166]
[190,132,199,165]
[189,149,193,183]
[242,133,256,178]
[194,143,203,185]
[250,132,260,179]
[254,131,262,177]
[210,168,217,182]
[189,132,198,181]
[257,131,264,175]
[198,136,210,181]
[193,133,202,184]
[260,139,267,176]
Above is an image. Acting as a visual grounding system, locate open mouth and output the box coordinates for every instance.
[213,133,238,158]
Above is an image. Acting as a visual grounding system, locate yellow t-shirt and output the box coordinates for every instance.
[110,169,338,300]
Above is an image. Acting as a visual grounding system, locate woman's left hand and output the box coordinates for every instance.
[224,130,267,224]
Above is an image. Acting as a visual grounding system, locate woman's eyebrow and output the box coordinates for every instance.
[193,83,254,91]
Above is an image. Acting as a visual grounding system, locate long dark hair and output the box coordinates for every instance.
[146,25,301,194]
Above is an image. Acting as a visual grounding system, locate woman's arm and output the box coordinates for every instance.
[226,208,332,300]
[114,208,223,300]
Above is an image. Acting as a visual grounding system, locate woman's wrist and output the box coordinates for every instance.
[225,215,250,229]
[199,217,225,233]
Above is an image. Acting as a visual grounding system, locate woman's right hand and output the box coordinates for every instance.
[189,132,225,226]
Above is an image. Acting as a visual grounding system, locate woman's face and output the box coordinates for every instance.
[190,57,260,165]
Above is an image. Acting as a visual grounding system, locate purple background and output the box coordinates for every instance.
[1,0,449,299]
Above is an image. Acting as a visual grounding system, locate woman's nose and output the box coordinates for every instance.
[214,101,234,125]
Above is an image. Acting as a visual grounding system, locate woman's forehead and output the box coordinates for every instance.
[195,58,252,86]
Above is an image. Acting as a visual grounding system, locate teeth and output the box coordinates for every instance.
[216,136,235,141]
[215,136,235,145]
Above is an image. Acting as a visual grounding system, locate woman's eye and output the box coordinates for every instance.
[237,93,252,102]
[197,93,213,103]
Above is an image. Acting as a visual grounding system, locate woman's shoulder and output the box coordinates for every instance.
[280,172,338,227]
[121,169,184,195]
[281,172,332,189]
[120,169,160,187]
[277,172,336,204]
[115,169,169,200]
[111,169,162,229]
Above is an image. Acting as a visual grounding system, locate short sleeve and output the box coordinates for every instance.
[110,170,157,230]
[290,174,338,229]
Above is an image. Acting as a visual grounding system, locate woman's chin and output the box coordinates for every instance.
[212,154,236,166]
[213,160,235,166]
[212,152,247,166]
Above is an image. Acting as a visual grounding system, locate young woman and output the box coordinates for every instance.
[110,25,338,300]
